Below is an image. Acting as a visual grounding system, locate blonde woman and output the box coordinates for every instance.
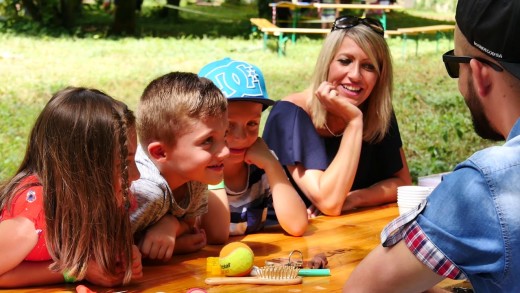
[263,16,412,217]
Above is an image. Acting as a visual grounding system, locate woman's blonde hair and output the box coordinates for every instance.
[137,72,228,149]
[307,24,394,143]
[0,87,136,283]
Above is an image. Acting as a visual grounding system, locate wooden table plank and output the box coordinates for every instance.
[312,3,403,10]
[397,24,455,34]
[2,204,468,292]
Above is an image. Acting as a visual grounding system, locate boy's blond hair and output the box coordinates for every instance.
[137,72,228,149]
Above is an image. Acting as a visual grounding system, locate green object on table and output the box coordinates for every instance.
[298,268,331,276]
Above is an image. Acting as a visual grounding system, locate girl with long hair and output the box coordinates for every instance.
[0,87,142,287]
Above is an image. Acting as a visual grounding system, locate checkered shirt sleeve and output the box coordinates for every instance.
[404,222,466,280]
[380,200,467,280]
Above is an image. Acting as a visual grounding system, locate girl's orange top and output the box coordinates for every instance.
[0,175,51,261]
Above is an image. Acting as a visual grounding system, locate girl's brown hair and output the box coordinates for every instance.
[0,87,136,283]
[308,24,394,143]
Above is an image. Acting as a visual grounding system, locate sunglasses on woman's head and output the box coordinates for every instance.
[331,16,385,37]
[442,49,503,78]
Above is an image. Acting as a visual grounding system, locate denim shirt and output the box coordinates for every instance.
[415,118,520,292]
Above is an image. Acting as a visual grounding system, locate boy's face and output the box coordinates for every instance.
[226,101,263,164]
[163,114,229,185]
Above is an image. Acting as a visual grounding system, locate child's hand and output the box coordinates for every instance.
[138,214,179,262]
[244,138,276,169]
[76,285,97,293]
[173,228,207,254]
[130,245,143,280]
[85,259,124,287]
[84,245,142,287]
[307,204,322,218]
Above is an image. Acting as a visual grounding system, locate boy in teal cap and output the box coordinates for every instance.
[199,58,308,236]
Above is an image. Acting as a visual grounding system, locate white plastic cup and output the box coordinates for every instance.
[397,186,433,215]
[418,172,450,188]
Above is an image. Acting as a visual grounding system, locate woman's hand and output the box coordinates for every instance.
[314,81,362,122]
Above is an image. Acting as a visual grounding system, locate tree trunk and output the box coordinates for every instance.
[257,0,270,19]
[112,0,137,35]
[21,0,42,22]
[60,0,81,29]
[161,0,180,21]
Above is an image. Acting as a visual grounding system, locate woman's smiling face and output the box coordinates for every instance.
[327,36,379,107]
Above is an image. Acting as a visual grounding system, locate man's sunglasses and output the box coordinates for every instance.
[442,49,503,78]
[331,16,384,37]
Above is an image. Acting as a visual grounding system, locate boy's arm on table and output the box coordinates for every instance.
[138,214,189,261]
[200,188,230,244]
[173,228,207,255]
[245,138,308,236]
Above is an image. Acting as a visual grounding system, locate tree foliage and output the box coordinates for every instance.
[0,0,137,34]
[0,0,82,27]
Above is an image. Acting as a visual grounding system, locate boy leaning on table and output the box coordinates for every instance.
[199,58,308,237]
[344,0,520,292]
[130,72,231,261]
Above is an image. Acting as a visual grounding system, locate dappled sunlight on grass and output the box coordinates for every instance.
[0,4,492,181]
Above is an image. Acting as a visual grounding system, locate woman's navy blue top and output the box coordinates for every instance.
[263,100,404,207]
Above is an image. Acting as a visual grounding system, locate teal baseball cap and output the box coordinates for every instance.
[199,58,275,110]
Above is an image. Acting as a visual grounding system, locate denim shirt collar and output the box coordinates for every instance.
[507,118,520,141]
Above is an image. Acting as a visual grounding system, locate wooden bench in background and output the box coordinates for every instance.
[250,18,400,56]
[250,18,329,56]
[396,24,455,56]
[250,18,454,57]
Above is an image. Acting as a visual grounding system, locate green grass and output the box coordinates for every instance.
[0,2,497,181]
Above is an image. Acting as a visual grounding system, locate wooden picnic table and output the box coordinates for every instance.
[397,24,455,56]
[269,1,403,30]
[3,203,469,292]
[268,1,315,27]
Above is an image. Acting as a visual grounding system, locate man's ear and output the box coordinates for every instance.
[147,142,167,161]
[470,59,492,97]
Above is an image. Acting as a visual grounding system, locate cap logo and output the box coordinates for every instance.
[211,63,264,98]
[474,41,502,59]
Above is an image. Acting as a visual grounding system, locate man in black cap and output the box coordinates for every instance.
[343,0,520,292]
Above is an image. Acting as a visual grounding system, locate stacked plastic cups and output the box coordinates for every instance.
[397,186,434,215]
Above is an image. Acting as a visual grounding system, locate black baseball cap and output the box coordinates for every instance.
[456,0,520,80]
